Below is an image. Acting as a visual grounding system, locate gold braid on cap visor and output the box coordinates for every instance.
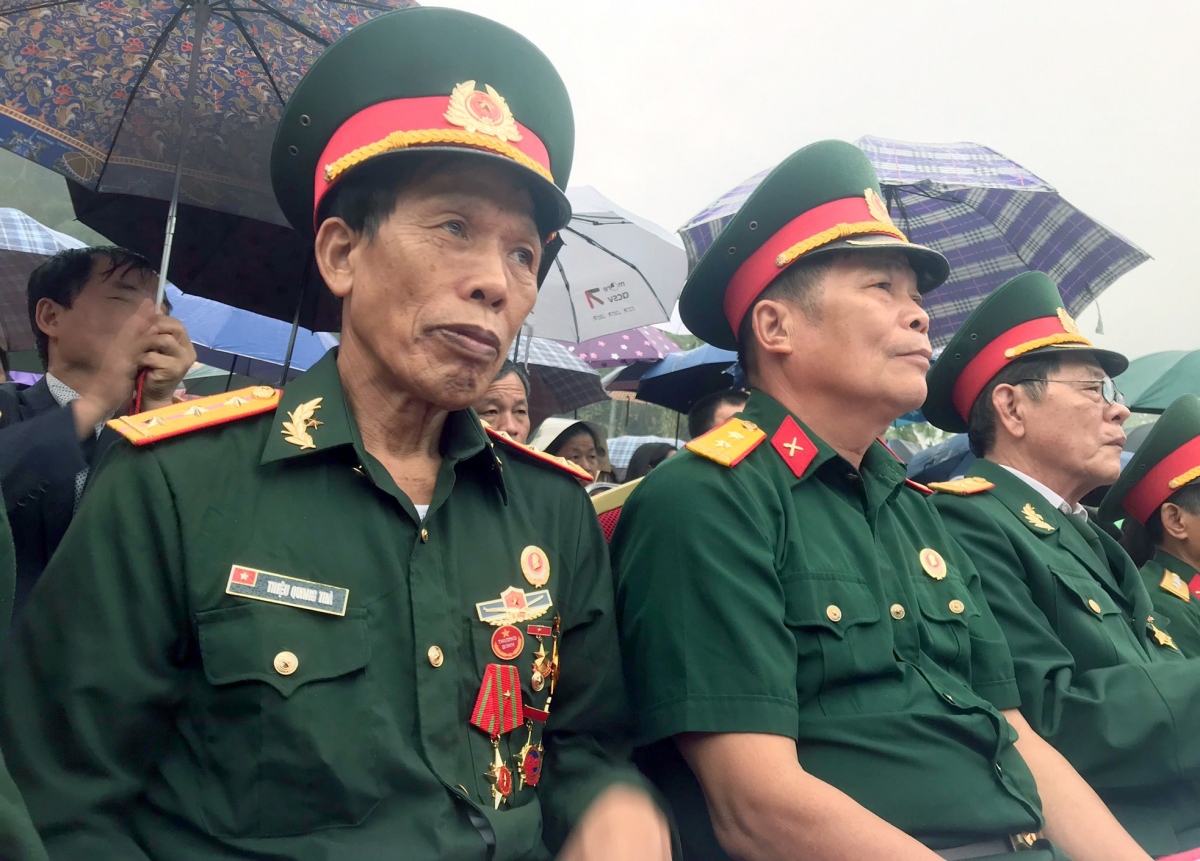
[774,220,907,268]
[323,129,554,185]
[1002,333,1094,359]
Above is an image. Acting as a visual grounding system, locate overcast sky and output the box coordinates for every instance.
[432,0,1199,360]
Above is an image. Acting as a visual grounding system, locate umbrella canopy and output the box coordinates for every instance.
[635,344,738,414]
[606,434,684,470]
[0,206,88,350]
[562,326,680,368]
[679,136,1149,348]
[509,334,609,427]
[1115,350,1200,413]
[526,186,687,342]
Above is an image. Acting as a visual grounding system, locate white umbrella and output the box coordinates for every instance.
[525,186,686,343]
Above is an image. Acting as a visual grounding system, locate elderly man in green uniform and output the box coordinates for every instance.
[612,139,1148,861]
[1101,393,1200,659]
[0,8,669,860]
[925,272,1200,858]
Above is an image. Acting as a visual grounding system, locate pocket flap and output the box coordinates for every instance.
[197,603,370,697]
[782,576,880,637]
[1049,567,1122,617]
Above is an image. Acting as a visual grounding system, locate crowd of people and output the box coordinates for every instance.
[0,6,1199,861]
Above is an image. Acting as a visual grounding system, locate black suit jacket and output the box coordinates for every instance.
[0,379,117,615]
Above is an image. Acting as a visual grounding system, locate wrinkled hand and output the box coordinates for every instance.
[136,310,196,409]
[556,785,671,861]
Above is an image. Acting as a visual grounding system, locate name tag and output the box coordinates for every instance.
[226,565,349,616]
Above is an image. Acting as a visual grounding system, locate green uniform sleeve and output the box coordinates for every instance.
[612,460,800,745]
[938,498,1200,789]
[0,446,188,859]
[536,485,651,851]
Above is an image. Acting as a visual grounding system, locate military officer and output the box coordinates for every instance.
[1101,394,1200,659]
[612,140,1148,861]
[925,272,1200,856]
[0,8,669,860]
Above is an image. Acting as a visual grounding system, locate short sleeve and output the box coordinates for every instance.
[611,458,798,744]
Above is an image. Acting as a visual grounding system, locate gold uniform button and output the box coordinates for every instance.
[273,651,298,676]
[252,385,275,399]
[890,604,905,620]
[1088,599,1102,615]
[826,605,842,622]
[949,599,965,614]
[420,528,429,543]
[427,645,444,668]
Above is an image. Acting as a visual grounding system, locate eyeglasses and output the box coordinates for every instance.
[1014,377,1126,406]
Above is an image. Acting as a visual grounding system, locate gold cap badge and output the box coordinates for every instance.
[865,187,894,227]
[1057,307,1080,335]
[444,81,522,143]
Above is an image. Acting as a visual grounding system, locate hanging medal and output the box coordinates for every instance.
[517,703,549,789]
[548,614,562,696]
[528,623,553,691]
[470,664,524,808]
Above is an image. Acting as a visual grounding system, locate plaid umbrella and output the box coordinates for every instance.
[679,136,1150,347]
[606,434,684,470]
[509,334,609,425]
[561,326,680,369]
[0,206,88,350]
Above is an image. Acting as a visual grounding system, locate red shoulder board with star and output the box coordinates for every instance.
[1189,574,1200,600]
[107,385,281,446]
[485,426,593,485]
[770,416,817,478]
[685,417,766,468]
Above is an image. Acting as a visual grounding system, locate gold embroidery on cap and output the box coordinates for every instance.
[1057,307,1080,335]
[1168,466,1200,490]
[444,81,523,143]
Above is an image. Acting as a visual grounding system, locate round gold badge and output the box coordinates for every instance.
[919,548,947,581]
[491,625,524,661]
[252,385,276,399]
[520,545,550,588]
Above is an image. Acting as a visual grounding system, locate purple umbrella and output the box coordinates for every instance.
[560,326,681,369]
[679,136,1150,347]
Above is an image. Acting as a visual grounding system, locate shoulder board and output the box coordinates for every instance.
[592,477,642,515]
[107,385,280,446]
[927,476,995,496]
[1160,570,1192,603]
[905,478,933,496]
[486,426,593,485]
[685,417,766,467]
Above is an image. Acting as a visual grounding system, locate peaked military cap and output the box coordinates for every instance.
[679,140,949,350]
[1100,394,1200,525]
[923,271,1129,433]
[271,7,574,239]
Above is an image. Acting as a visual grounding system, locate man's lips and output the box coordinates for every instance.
[437,325,501,359]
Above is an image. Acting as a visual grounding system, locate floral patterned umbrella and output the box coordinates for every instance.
[560,326,680,369]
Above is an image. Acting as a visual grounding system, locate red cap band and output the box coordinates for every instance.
[724,196,905,336]
[314,94,551,225]
[1124,435,1200,524]
[951,316,1071,420]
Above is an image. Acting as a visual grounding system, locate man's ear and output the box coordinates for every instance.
[749,299,798,361]
[1161,502,1190,542]
[314,217,360,299]
[991,383,1027,440]
[33,297,61,340]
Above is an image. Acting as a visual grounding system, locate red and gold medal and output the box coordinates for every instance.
[491,625,524,660]
[471,664,523,808]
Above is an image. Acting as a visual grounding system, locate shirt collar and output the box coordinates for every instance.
[44,373,80,407]
[997,464,1088,520]
[259,349,503,491]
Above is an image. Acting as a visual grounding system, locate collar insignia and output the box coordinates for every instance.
[281,397,324,450]
[1022,503,1055,531]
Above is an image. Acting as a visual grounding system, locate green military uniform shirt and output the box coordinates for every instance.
[612,392,1058,857]
[0,350,637,861]
[1140,551,1200,659]
[934,458,1200,856]
[0,490,49,861]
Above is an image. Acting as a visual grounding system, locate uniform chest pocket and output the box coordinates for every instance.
[192,604,381,838]
[782,576,886,713]
[1049,566,1144,665]
[915,581,978,672]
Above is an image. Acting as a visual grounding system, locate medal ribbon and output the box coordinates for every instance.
[471,664,523,738]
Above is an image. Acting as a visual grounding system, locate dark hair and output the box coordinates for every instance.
[687,387,749,438]
[1120,482,1200,566]
[965,353,1063,457]
[736,252,835,382]
[27,246,157,369]
[0,347,6,374]
[626,442,676,481]
[494,359,531,398]
[546,423,601,457]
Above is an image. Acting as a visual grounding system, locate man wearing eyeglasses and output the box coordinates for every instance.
[924,271,1200,859]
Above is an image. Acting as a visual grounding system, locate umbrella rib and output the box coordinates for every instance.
[95,3,191,187]
[0,0,82,14]
[245,0,330,45]
[316,0,407,9]
[552,254,583,342]
[226,6,286,105]
[561,224,670,320]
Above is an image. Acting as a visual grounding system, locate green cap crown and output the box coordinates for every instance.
[1100,394,1200,524]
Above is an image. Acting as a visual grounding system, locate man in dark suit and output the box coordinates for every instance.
[0,246,194,613]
